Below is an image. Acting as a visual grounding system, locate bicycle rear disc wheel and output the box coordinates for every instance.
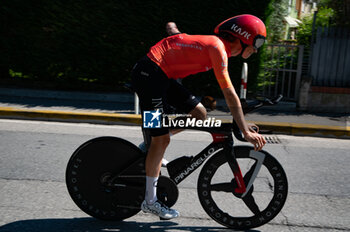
[66,136,144,221]
[197,146,288,230]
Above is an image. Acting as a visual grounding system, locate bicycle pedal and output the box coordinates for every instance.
[159,217,171,221]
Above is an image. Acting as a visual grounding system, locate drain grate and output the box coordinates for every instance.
[264,136,281,144]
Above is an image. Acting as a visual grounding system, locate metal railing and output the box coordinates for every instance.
[262,44,304,101]
[310,27,350,87]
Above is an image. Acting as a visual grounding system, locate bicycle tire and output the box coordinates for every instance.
[66,136,144,221]
[197,146,288,230]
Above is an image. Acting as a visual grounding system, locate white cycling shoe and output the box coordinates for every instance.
[138,142,169,167]
[141,200,179,219]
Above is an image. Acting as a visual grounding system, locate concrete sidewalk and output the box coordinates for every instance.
[0,87,349,138]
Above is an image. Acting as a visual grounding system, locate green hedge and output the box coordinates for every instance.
[0,0,272,95]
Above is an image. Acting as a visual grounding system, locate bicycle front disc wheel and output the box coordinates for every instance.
[197,146,288,230]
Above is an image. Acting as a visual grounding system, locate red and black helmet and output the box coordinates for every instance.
[214,14,267,49]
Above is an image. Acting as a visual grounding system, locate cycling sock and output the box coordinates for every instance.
[145,176,158,205]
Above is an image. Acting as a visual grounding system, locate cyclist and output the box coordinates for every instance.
[166,22,181,36]
[131,14,267,219]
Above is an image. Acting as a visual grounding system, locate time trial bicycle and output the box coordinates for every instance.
[66,95,288,230]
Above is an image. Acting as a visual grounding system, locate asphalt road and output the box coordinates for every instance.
[0,119,349,232]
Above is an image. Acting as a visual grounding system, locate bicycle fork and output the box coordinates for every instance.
[224,142,247,195]
[224,141,266,198]
[212,133,247,195]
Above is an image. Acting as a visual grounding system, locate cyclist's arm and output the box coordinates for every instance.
[221,87,249,132]
[208,42,233,90]
[223,86,266,150]
[208,44,249,133]
[209,45,265,150]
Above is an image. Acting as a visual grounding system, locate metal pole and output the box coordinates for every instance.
[295,45,304,100]
[134,93,139,114]
[240,62,248,99]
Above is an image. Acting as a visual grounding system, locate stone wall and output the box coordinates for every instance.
[298,79,350,113]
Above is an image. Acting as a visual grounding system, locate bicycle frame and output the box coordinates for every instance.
[140,95,284,197]
[143,123,248,195]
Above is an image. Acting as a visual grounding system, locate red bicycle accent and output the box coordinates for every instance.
[211,133,229,143]
[234,168,247,194]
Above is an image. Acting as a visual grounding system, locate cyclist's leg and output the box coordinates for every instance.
[170,104,207,135]
[143,133,168,205]
[166,79,207,135]
[140,130,179,219]
[189,103,207,120]
[145,133,170,177]
[131,56,179,219]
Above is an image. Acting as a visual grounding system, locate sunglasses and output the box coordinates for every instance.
[253,35,266,49]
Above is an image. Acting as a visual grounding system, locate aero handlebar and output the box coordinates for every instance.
[233,95,283,142]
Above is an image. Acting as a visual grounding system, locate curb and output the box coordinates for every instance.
[0,107,349,138]
[251,121,350,138]
[0,107,141,125]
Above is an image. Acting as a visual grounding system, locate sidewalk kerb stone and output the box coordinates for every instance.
[0,107,349,138]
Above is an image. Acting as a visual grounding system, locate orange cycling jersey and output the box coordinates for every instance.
[147,33,233,89]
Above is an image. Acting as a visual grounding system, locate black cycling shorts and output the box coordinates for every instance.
[131,56,200,137]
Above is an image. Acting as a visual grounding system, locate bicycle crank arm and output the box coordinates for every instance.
[110,183,144,191]
[109,175,145,190]
[115,204,141,210]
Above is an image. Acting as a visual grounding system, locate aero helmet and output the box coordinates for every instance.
[214,14,266,49]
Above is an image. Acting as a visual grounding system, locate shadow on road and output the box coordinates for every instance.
[0,217,261,232]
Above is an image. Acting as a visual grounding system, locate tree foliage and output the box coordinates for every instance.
[0,0,272,95]
[318,0,350,28]
[266,0,289,43]
[296,6,334,47]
